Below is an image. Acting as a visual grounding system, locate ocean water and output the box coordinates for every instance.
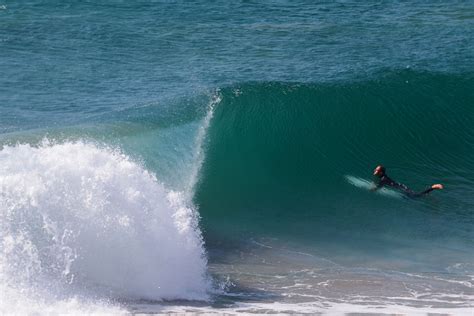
[1,1,473,315]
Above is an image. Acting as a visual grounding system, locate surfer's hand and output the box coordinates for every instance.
[431,184,444,190]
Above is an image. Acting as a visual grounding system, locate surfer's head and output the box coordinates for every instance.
[373,165,385,177]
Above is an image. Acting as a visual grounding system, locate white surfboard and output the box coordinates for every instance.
[345,175,403,199]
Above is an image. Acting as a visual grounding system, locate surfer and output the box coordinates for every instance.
[372,165,443,197]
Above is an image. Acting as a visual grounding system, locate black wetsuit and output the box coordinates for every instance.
[375,174,434,197]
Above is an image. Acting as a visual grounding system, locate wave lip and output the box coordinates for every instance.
[0,140,209,312]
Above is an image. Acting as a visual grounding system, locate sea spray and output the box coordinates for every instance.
[185,90,222,199]
[0,140,209,313]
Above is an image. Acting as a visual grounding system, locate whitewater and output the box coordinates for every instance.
[0,141,209,314]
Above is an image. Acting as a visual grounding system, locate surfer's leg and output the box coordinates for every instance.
[411,184,443,197]
[411,187,434,197]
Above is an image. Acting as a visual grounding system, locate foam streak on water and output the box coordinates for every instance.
[0,140,209,314]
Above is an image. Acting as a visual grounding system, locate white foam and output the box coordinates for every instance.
[133,300,474,315]
[0,140,210,314]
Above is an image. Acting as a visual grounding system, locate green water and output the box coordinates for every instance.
[197,72,473,257]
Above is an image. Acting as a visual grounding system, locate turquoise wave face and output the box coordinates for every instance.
[2,70,472,255]
[195,71,474,265]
